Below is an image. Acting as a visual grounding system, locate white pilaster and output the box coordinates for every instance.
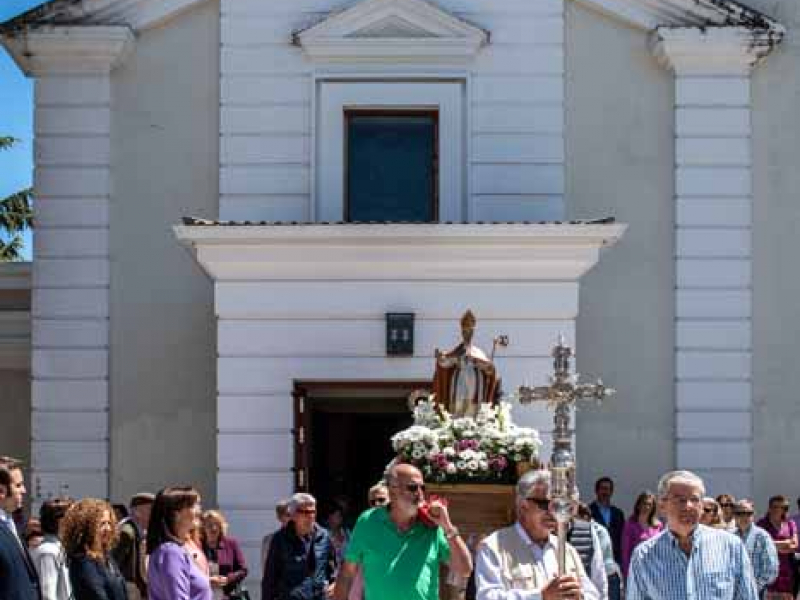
[652,27,777,498]
[2,26,133,501]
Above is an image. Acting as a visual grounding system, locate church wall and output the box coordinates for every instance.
[750,2,800,509]
[0,264,30,469]
[565,2,676,511]
[108,0,219,505]
[216,279,581,586]
[220,0,567,224]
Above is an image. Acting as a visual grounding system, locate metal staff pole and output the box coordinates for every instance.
[516,336,615,575]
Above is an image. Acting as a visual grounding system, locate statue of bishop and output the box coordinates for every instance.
[433,310,500,418]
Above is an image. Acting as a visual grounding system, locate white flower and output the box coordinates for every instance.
[467,460,479,471]
[446,463,457,475]
[478,460,489,471]
[443,447,455,457]
[456,460,466,470]
[412,448,426,459]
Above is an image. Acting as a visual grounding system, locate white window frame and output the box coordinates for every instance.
[315,81,465,222]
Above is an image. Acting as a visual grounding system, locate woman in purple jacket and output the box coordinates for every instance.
[620,490,663,579]
[202,510,248,600]
[146,487,211,600]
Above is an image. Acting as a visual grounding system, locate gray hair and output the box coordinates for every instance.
[517,469,551,500]
[368,482,388,498]
[287,493,316,516]
[657,470,705,499]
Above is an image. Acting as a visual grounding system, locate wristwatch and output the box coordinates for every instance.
[445,527,460,540]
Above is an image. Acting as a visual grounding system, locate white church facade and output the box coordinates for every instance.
[2,0,800,587]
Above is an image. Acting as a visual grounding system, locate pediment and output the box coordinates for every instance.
[294,0,490,64]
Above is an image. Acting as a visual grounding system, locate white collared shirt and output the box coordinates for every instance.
[475,523,601,600]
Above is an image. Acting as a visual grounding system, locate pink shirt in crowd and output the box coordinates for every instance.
[621,519,663,579]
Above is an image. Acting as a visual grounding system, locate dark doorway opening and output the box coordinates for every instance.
[293,382,427,522]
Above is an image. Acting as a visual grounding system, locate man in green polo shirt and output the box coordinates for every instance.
[333,463,472,600]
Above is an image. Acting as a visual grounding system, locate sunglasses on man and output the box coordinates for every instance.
[369,497,388,507]
[525,497,552,512]
[734,511,754,516]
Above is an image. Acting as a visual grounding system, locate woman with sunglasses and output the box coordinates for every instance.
[757,495,798,600]
[621,491,663,580]
[700,497,723,528]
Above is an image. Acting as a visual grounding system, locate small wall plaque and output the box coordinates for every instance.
[386,313,414,356]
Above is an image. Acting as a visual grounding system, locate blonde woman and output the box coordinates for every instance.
[61,498,127,600]
[202,510,248,600]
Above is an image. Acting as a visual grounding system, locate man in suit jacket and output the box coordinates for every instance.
[589,476,625,600]
[0,456,41,600]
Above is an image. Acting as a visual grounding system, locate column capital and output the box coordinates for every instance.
[1,26,134,76]
[650,26,783,76]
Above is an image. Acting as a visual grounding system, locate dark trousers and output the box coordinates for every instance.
[608,573,622,600]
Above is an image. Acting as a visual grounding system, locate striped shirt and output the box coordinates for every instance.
[737,524,779,591]
[627,524,758,600]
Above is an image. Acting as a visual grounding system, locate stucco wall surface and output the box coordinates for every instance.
[0,370,31,466]
[109,0,219,505]
[566,2,676,511]
[750,0,800,509]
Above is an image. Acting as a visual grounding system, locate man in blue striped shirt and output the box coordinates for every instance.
[627,470,759,600]
[734,498,779,598]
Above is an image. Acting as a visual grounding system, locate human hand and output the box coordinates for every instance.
[325,583,335,599]
[542,575,582,600]
[426,498,453,530]
[209,575,227,588]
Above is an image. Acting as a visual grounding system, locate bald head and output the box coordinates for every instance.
[386,462,425,519]
[387,463,422,485]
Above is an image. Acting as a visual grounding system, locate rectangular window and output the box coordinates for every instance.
[345,110,438,222]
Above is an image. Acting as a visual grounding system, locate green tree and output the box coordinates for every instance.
[0,136,33,261]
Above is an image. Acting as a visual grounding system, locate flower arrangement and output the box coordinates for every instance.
[391,395,542,483]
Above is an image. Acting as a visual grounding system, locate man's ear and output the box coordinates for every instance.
[0,483,7,500]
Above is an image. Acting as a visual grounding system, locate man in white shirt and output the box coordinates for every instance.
[475,469,600,600]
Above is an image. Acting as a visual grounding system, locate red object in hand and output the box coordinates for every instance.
[417,495,449,528]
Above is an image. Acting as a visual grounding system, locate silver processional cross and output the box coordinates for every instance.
[516,335,616,575]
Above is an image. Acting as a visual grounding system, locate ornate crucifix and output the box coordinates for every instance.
[516,335,615,575]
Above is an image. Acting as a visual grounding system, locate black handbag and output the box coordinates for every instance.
[228,582,251,600]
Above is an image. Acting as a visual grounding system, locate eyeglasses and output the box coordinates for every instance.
[703,507,717,514]
[525,497,552,512]
[403,483,426,494]
[296,508,317,515]
[369,497,388,506]
[734,511,754,516]
[720,503,734,508]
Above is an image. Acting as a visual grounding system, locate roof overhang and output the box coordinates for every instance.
[0,0,208,34]
[0,0,782,40]
[174,222,628,282]
[575,0,784,34]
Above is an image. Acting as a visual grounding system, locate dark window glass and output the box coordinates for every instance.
[346,113,437,222]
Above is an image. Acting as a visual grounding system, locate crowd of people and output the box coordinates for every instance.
[3,453,800,600]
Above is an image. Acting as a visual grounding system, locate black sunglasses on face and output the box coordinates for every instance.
[370,497,388,506]
[720,503,734,508]
[734,511,754,516]
[526,497,551,512]
[703,507,717,513]
[404,483,425,493]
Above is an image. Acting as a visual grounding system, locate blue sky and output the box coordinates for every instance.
[1,0,48,260]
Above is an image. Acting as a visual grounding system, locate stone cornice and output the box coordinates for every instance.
[1,25,134,76]
[650,26,782,75]
[174,223,627,282]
